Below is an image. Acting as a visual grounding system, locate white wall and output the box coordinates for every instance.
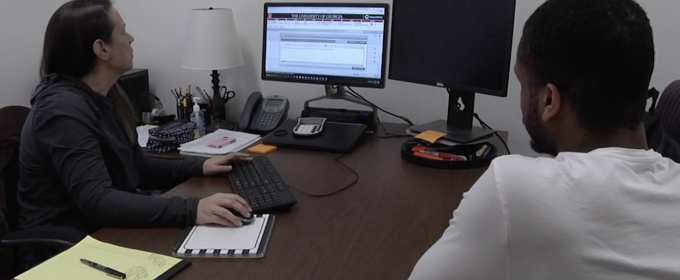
[2,0,679,156]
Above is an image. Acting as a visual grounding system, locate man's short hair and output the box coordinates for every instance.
[518,0,655,134]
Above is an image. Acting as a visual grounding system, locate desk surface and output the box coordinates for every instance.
[94,124,508,280]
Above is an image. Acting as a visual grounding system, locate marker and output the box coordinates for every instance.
[475,144,489,158]
[414,151,443,161]
[80,259,126,279]
[420,150,467,161]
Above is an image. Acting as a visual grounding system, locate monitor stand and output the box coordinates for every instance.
[408,89,495,143]
[303,85,379,127]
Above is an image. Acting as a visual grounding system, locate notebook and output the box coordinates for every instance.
[173,214,274,258]
[178,129,261,157]
[15,236,190,280]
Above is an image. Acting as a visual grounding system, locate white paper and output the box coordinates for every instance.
[178,129,261,155]
[183,215,269,251]
[136,125,157,148]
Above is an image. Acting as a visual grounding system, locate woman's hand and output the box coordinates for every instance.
[196,193,252,227]
[202,152,252,176]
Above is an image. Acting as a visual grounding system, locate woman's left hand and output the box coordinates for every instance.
[203,152,253,176]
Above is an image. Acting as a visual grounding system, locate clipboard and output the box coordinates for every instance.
[15,236,191,280]
[172,214,274,258]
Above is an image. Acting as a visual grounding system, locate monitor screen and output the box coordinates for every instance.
[388,0,516,97]
[262,3,389,88]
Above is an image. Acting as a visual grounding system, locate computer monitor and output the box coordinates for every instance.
[389,0,517,143]
[262,3,389,105]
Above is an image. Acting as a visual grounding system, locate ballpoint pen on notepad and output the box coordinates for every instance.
[80,258,127,279]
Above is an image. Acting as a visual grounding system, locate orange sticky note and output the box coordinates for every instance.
[247,144,277,154]
[415,130,446,143]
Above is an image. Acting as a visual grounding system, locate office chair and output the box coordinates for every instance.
[0,106,85,279]
[657,80,680,143]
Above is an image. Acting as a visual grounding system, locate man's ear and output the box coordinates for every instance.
[92,39,109,61]
[540,83,562,121]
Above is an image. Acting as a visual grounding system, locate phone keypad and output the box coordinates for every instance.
[256,112,282,127]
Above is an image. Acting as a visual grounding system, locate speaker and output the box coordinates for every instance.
[117,68,151,121]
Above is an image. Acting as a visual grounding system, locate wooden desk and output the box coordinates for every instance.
[94,124,507,280]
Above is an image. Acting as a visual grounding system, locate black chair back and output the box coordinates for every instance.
[0,105,30,280]
[657,80,680,143]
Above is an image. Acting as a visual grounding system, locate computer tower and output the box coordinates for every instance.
[117,68,151,121]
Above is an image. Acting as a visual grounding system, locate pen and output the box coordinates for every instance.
[80,258,127,279]
[414,151,444,161]
[411,146,457,152]
[196,86,211,105]
[475,144,489,158]
[482,146,492,158]
[420,150,467,161]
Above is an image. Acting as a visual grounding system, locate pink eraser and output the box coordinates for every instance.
[207,137,236,149]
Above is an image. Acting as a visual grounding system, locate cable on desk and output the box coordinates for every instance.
[373,122,411,139]
[473,113,512,155]
[345,86,414,126]
[286,153,360,197]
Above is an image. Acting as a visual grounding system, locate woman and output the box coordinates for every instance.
[18,0,251,236]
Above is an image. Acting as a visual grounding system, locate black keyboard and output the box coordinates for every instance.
[228,156,297,213]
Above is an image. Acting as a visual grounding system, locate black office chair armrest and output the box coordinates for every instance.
[1,227,86,248]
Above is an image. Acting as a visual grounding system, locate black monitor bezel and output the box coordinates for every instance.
[261,2,390,89]
[387,0,517,97]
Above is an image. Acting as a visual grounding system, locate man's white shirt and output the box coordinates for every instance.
[410,148,680,280]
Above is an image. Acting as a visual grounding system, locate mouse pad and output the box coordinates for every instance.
[173,214,274,258]
[263,119,368,153]
[184,219,265,250]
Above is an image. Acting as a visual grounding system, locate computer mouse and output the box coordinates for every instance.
[228,208,254,225]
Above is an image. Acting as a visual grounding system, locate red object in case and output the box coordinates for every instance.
[207,137,236,149]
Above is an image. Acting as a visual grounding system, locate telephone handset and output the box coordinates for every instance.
[236,91,289,134]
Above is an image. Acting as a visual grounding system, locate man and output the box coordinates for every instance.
[409,0,680,279]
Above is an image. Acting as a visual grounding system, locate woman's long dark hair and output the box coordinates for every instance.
[40,0,137,145]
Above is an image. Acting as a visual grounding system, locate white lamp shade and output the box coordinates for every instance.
[182,8,244,70]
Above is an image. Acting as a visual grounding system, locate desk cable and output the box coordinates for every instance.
[375,122,411,139]
[343,86,510,154]
[286,153,360,198]
[473,113,512,155]
[345,86,414,126]
[343,86,413,138]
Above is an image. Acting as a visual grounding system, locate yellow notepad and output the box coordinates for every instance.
[16,236,189,280]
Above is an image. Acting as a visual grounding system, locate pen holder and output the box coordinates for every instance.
[176,103,189,121]
[183,102,194,121]
[177,101,208,122]
[400,139,497,169]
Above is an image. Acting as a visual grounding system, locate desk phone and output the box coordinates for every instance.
[293,117,326,136]
[237,92,289,134]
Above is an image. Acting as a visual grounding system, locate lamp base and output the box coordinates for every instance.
[211,70,226,122]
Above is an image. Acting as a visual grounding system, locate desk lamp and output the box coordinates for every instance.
[182,7,244,128]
